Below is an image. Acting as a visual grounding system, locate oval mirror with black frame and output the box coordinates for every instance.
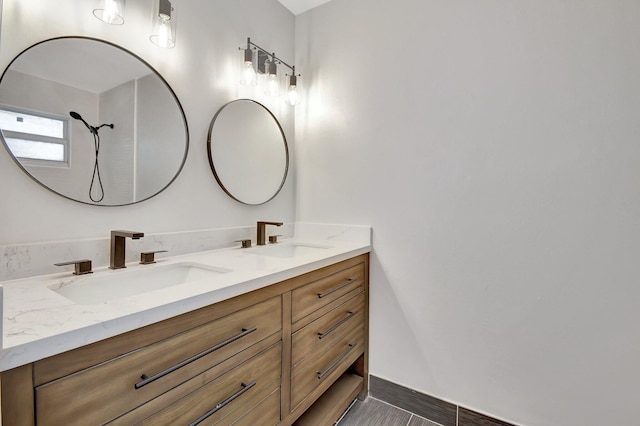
[0,36,189,206]
[207,99,289,205]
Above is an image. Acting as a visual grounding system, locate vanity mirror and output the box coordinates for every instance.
[207,99,288,205]
[0,36,188,206]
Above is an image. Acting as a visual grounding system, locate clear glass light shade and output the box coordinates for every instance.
[287,75,298,106]
[287,85,298,106]
[240,60,257,86]
[150,0,176,48]
[151,18,175,48]
[266,73,280,96]
[263,62,279,97]
[93,0,125,25]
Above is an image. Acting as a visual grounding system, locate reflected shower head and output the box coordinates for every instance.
[69,111,114,134]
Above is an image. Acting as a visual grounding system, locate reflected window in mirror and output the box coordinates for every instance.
[0,107,69,166]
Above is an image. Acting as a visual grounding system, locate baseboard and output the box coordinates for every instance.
[369,375,520,426]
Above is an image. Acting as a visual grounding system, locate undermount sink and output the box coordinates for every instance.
[50,262,231,304]
[247,242,331,258]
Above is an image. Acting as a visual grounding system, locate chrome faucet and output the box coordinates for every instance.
[257,221,283,246]
[110,230,144,269]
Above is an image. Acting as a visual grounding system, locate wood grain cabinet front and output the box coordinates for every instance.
[287,257,369,425]
[292,292,365,369]
[291,262,365,324]
[35,296,281,426]
[291,325,365,410]
[113,343,282,426]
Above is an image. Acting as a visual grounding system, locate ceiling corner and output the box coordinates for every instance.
[278,0,334,15]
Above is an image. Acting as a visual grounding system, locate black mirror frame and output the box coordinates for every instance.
[0,36,190,207]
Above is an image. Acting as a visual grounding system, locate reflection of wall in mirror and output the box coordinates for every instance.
[135,73,185,200]
[211,100,288,205]
[99,80,135,204]
[0,69,96,201]
[97,74,183,204]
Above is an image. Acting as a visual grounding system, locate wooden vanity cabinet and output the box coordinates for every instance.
[1,253,369,426]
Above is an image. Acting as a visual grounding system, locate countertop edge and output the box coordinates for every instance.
[0,245,371,371]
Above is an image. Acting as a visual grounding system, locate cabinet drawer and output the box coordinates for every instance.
[35,296,282,426]
[292,292,364,369]
[220,387,280,426]
[291,325,364,410]
[291,263,364,323]
[136,343,281,425]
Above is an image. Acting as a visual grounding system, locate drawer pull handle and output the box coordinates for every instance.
[134,327,258,389]
[317,278,357,299]
[317,342,357,380]
[318,311,356,339]
[188,381,257,426]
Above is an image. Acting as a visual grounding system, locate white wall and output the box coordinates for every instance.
[0,0,296,245]
[296,1,640,425]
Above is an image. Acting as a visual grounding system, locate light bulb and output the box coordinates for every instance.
[156,18,173,48]
[287,74,298,106]
[287,84,298,106]
[240,49,257,86]
[266,73,280,96]
[265,61,280,96]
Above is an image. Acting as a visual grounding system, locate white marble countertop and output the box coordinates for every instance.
[0,224,371,372]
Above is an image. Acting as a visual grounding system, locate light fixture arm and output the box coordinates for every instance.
[241,37,300,76]
[238,37,300,105]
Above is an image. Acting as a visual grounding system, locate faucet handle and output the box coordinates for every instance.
[140,250,168,265]
[55,259,93,275]
[268,235,282,244]
[235,239,252,248]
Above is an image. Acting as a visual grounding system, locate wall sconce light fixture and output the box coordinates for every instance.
[93,0,125,25]
[239,37,300,106]
[150,0,176,48]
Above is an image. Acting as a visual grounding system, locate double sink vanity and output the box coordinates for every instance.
[0,32,368,426]
[0,223,371,425]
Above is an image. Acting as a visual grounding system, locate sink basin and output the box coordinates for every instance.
[50,262,231,304]
[247,243,331,258]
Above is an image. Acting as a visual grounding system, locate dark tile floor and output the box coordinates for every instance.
[337,397,442,426]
